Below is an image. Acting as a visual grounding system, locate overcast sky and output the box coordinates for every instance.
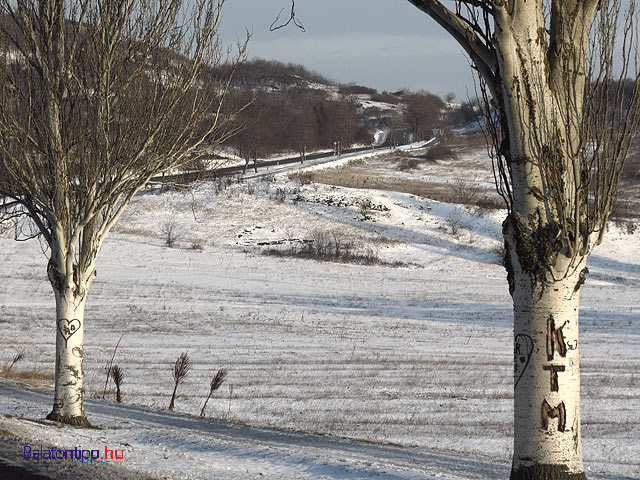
[218,0,477,100]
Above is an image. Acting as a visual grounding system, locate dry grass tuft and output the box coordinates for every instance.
[0,367,54,388]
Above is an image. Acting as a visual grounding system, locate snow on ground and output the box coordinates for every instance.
[0,145,639,479]
[1,378,516,480]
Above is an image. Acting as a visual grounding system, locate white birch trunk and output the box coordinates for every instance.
[45,234,94,426]
[510,260,587,480]
[46,285,90,426]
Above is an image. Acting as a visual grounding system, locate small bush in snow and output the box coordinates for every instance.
[615,219,637,235]
[275,188,287,204]
[264,229,407,267]
[110,365,124,403]
[452,178,478,206]
[261,175,275,185]
[465,232,478,246]
[398,158,421,171]
[445,209,464,238]
[190,240,204,252]
[162,220,179,248]
[423,143,457,162]
[288,172,313,185]
[358,197,375,220]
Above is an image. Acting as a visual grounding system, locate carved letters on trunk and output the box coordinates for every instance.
[542,314,568,432]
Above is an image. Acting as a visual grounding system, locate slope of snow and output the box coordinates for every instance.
[0,146,638,479]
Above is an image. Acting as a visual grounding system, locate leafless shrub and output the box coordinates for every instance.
[370,91,402,105]
[423,144,458,162]
[213,176,236,194]
[227,384,234,418]
[288,172,313,185]
[309,229,332,256]
[466,232,478,245]
[179,158,209,173]
[169,352,192,411]
[625,221,637,235]
[445,210,464,237]
[614,219,637,235]
[398,158,421,171]
[347,158,366,167]
[264,229,407,267]
[200,368,228,417]
[358,197,375,220]
[261,175,276,185]
[110,366,124,403]
[163,220,180,248]
[275,188,287,203]
[331,230,344,257]
[338,84,377,96]
[453,179,479,206]
[361,247,381,265]
[190,240,204,251]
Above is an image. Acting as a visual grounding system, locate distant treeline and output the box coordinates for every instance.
[218,59,477,167]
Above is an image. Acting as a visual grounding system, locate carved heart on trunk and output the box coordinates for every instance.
[58,318,81,347]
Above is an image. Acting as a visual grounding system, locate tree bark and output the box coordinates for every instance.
[46,285,90,427]
[507,218,588,479]
[493,8,590,474]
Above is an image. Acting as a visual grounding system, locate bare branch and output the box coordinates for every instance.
[0,0,248,290]
[270,0,305,32]
[406,0,498,94]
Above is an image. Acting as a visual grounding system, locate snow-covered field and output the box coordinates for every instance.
[0,145,639,479]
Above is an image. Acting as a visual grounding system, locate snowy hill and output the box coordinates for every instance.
[0,143,639,479]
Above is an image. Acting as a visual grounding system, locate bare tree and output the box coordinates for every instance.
[0,0,247,426]
[228,93,271,174]
[403,90,445,141]
[278,1,640,478]
[281,91,317,163]
[313,97,360,151]
[405,1,640,478]
[384,110,404,149]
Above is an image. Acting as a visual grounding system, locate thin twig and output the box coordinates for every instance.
[270,0,305,32]
[103,332,125,399]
